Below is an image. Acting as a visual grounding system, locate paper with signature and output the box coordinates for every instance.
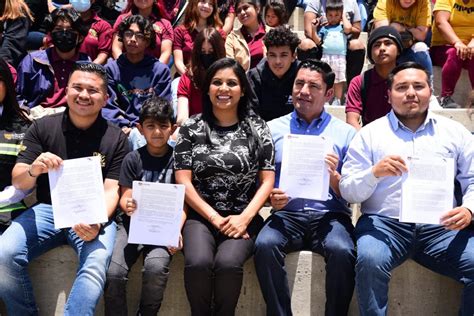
[400,156,455,224]
[49,156,107,229]
[279,134,333,200]
[128,181,185,247]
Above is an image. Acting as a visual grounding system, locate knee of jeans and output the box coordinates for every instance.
[411,42,429,53]
[325,239,356,263]
[106,260,129,281]
[356,237,389,273]
[255,230,284,256]
[0,239,26,269]
[143,255,171,276]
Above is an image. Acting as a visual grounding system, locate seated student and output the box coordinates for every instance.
[104,14,171,136]
[264,1,289,27]
[248,25,300,121]
[0,58,31,234]
[340,62,474,316]
[16,8,89,109]
[176,27,226,127]
[218,0,236,34]
[373,0,433,76]
[314,0,352,105]
[0,0,33,67]
[104,96,185,316]
[0,62,129,316]
[345,26,402,130]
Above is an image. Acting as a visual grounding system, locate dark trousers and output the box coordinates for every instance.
[254,210,355,316]
[183,211,263,316]
[104,216,172,316]
[346,48,366,84]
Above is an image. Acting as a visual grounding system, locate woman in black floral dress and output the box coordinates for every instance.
[175,57,275,316]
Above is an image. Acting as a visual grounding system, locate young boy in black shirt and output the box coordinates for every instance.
[104,96,185,316]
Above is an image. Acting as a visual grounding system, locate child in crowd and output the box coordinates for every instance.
[104,96,185,316]
[314,0,352,105]
[104,14,171,136]
[264,1,288,27]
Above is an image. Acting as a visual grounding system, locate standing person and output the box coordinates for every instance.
[373,0,433,76]
[340,62,474,316]
[176,27,226,127]
[104,96,185,316]
[254,59,356,316]
[173,0,223,77]
[0,62,129,316]
[430,0,474,108]
[174,58,275,316]
[0,0,33,67]
[304,0,366,83]
[345,26,402,130]
[112,0,174,65]
[16,7,90,109]
[104,14,172,134]
[0,58,31,233]
[248,25,300,121]
[314,0,352,105]
[226,0,269,72]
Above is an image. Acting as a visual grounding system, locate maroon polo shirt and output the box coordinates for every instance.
[173,26,226,67]
[41,49,81,108]
[177,72,203,116]
[114,13,174,59]
[345,68,391,125]
[80,12,113,60]
[157,0,181,22]
[241,23,266,70]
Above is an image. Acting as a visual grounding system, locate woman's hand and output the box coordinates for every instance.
[168,234,183,255]
[220,215,251,239]
[454,41,470,60]
[467,38,474,60]
[123,198,137,216]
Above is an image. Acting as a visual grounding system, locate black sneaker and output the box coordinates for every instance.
[440,96,459,108]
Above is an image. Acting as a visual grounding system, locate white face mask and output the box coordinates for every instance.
[70,0,91,13]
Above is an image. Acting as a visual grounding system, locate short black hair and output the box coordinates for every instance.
[70,61,108,91]
[44,7,88,37]
[296,59,335,90]
[325,0,344,12]
[263,25,301,52]
[139,96,176,125]
[118,14,156,49]
[387,61,430,89]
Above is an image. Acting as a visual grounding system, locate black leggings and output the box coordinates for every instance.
[182,211,263,316]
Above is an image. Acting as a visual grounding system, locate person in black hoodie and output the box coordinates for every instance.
[248,25,300,122]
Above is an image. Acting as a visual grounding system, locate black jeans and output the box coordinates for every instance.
[104,215,172,316]
[346,47,366,84]
[183,211,263,316]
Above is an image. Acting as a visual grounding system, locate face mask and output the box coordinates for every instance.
[52,30,79,53]
[70,0,91,13]
[201,54,216,69]
[297,47,319,62]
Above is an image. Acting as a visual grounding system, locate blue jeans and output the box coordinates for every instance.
[355,214,474,316]
[254,210,355,316]
[398,43,433,76]
[0,203,116,316]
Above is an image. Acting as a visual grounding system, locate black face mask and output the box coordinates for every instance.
[51,30,78,53]
[201,54,216,69]
[297,47,319,62]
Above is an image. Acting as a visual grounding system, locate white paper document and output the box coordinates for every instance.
[400,156,455,224]
[279,134,333,200]
[49,156,108,229]
[128,181,185,247]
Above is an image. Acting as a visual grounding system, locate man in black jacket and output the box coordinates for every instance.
[248,26,300,122]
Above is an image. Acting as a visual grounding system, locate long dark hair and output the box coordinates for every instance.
[234,0,264,25]
[0,59,29,123]
[123,0,162,18]
[201,58,263,160]
[190,27,225,90]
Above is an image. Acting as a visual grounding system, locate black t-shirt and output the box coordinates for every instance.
[119,145,174,188]
[17,110,129,204]
[174,114,275,215]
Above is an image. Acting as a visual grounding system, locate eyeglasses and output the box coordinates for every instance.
[123,30,146,41]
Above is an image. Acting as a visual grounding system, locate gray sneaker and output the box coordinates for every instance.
[440,96,459,108]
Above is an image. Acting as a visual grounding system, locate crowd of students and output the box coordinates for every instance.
[0,0,473,315]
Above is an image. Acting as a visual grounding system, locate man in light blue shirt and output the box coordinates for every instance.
[254,59,357,316]
[340,62,474,316]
